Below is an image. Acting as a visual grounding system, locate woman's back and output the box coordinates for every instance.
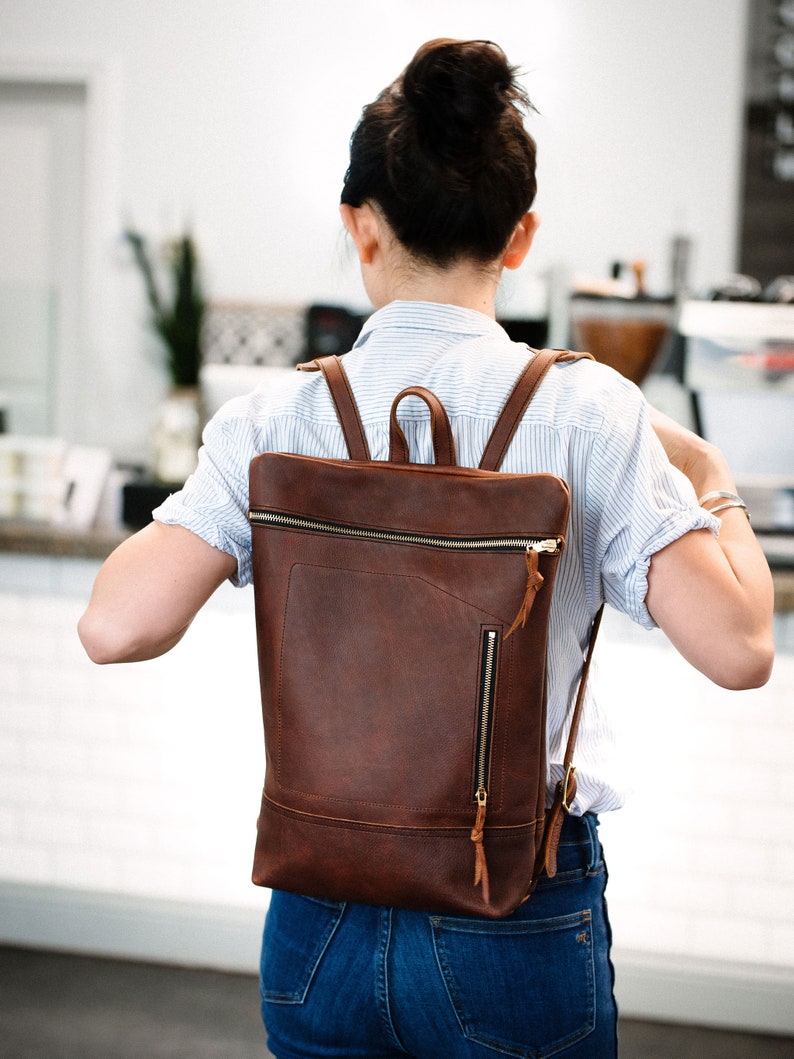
[78,37,774,1058]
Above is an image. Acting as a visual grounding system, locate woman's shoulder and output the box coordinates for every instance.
[553,352,639,397]
[204,367,330,436]
[529,353,644,435]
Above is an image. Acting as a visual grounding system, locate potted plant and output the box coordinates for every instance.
[125,229,206,482]
[124,229,205,387]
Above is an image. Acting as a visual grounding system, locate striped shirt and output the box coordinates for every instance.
[155,300,718,813]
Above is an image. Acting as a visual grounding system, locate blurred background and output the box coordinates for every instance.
[1,0,793,1053]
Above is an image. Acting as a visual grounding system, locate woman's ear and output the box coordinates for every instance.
[502,212,540,271]
[340,203,380,265]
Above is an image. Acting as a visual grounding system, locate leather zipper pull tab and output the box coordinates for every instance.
[505,548,544,639]
[471,790,490,905]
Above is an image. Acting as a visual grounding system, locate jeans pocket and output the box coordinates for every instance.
[431,909,595,1058]
[260,890,345,1005]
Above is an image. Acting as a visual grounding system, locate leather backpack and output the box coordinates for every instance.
[248,349,600,918]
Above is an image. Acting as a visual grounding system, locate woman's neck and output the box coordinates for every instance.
[351,204,506,317]
[366,235,502,317]
[385,261,500,317]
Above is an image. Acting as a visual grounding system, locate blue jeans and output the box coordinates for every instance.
[260,814,617,1058]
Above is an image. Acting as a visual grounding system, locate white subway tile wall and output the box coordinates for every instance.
[597,610,794,970]
[0,556,265,910]
[0,555,792,974]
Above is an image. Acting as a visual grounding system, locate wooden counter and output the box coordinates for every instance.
[2,520,793,612]
[0,521,128,561]
[774,569,794,613]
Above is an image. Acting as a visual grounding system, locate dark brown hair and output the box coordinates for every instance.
[341,39,538,267]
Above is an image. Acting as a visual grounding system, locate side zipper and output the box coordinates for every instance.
[471,628,499,906]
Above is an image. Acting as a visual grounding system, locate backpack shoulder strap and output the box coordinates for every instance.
[298,355,371,461]
[479,349,592,472]
[531,604,604,886]
[480,346,599,892]
[303,347,592,467]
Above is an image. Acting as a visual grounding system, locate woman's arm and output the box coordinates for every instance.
[645,409,774,690]
[78,521,238,664]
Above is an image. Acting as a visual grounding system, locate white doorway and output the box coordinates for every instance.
[0,79,86,437]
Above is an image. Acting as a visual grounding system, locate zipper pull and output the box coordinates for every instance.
[529,538,562,554]
[471,788,490,905]
[505,547,545,639]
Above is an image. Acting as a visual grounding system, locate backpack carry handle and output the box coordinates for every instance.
[389,386,458,466]
[303,348,593,470]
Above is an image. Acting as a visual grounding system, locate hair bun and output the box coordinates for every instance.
[401,39,517,158]
[341,37,537,266]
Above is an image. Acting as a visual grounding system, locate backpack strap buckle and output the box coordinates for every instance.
[560,763,578,813]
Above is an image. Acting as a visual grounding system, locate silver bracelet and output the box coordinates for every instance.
[708,499,751,522]
[698,489,743,507]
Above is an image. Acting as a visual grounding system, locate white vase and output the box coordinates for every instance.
[151,386,201,484]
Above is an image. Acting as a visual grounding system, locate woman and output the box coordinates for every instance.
[80,39,774,1058]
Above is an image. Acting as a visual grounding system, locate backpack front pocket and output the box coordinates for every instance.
[272,562,510,820]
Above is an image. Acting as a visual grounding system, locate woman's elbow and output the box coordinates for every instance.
[78,609,130,664]
[77,608,176,664]
[711,634,775,691]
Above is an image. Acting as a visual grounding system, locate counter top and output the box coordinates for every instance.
[1,521,793,612]
[774,569,794,612]
[0,521,128,561]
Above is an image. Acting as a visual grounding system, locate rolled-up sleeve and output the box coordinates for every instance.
[153,414,256,588]
[584,381,720,629]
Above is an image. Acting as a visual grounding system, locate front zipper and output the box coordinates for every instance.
[248,508,562,555]
[475,629,499,805]
[471,627,499,905]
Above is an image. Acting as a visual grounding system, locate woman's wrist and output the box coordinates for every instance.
[684,441,736,500]
[698,489,751,521]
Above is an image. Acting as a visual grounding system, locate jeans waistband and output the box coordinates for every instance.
[556,812,601,870]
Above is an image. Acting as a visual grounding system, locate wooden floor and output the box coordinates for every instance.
[1,946,792,1058]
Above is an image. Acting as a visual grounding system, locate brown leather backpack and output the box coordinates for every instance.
[248,349,600,918]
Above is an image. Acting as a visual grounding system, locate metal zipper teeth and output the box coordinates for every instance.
[249,509,562,554]
[476,630,498,801]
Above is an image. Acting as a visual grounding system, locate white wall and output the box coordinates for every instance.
[0,0,749,458]
[2,554,793,1034]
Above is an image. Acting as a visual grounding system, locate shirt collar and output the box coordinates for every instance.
[353,300,507,348]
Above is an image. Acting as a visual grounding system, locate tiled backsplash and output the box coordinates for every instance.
[201,303,307,367]
[1,553,793,1027]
